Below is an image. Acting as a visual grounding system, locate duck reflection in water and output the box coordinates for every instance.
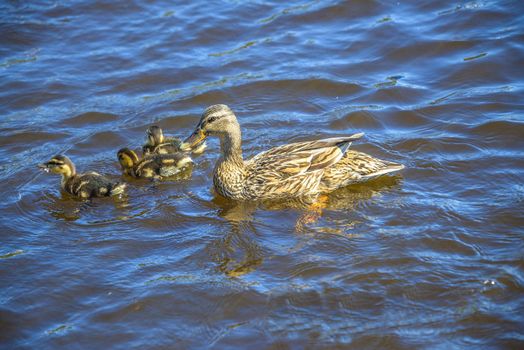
[208,223,264,278]
[212,174,402,232]
[208,175,402,277]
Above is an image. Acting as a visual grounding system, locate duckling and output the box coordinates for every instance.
[142,125,206,156]
[38,155,126,198]
[117,148,193,179]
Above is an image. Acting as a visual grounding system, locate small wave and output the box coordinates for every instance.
[62,112,119,127]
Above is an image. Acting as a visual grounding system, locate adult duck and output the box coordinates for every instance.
[183,104,403,200]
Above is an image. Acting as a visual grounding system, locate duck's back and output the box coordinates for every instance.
[240,136,363,199]
[319,150,404,192]
[134,153,192,178]
[143,137,182,155]
[64,172,124,198]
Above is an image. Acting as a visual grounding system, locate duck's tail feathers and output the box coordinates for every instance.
[363,161,404,180]
[110,182,126,196]
[335,133,365,154]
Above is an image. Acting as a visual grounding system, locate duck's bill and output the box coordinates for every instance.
[38,163,50,173]
[181,128,206,152]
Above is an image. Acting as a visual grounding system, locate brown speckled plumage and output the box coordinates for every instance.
[184,104,404,200]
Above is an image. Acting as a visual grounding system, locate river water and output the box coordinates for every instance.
[1,1,523,349]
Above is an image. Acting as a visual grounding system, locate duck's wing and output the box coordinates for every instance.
[158,153,193,177]
[142,137,183,155]
[164,136,182,145]
[319,150,404,192]
[247,133,364,177]
[134,153,193,178]
[241,134,363,198]
[154,143,181,154]
[336,150,404,178]
[66,173,123,198]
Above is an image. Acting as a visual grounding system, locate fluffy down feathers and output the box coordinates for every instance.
[63,172,126,198]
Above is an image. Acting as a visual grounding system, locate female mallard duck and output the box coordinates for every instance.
[142,125,206,155]
[38,155,126,198]
[183,104,404,200]
[117,148,193,179]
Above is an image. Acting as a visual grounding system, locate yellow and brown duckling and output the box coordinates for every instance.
[183,104,404,201]
[142,125,206,156]
[38,155,126,198]
[117,147,193,179]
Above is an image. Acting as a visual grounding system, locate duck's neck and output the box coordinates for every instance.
[60,170,74,189]
[219,126,244,166]
[214,126,246,199]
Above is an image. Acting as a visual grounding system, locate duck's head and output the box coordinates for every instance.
[117,148,140,172]
[145,125,164,146]
[182,104,239,150]
[38,155,76,178]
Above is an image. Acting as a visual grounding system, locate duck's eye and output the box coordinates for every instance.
[207,116,219,124]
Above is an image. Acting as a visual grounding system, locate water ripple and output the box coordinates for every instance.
[1,0,523,348]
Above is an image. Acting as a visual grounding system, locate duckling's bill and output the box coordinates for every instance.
[38,159,63,173]
[38,163,51,173]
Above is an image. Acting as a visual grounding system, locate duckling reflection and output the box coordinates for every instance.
[39,189,130,223]
[117,148,193,179]
[142,125,206,156]
[38,155,125,198]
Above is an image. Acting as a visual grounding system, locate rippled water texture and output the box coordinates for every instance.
[1,1,524,348]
